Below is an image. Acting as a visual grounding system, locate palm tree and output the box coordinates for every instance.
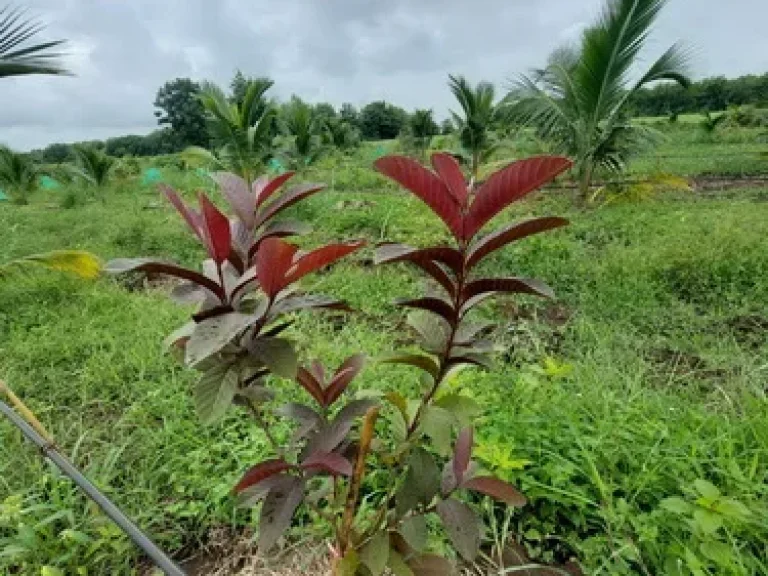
[448,74,501,180]
[70,145,114,197]
[408,109,439,160]
[0,145,40,204]
[279,97,324,168]
[189,79,276,182]
[0,5,67,78]
[511,0,690,203]
[322,117,359,151]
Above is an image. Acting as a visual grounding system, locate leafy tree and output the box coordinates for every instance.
[340,102,361,130]
[448,75,501,180]
[70,145,115,199]
[440,118,455,135]
[322,117,360,151]
[312,102,337,125]
[278,97,325,168]
[403,109,439,160]
[0,5,67,78]
[360,101,408,140]
[40,142,72,163]
[511,0,690,203]
[154,78,209,148]
[191,79,276,182]
[0,145,40,204]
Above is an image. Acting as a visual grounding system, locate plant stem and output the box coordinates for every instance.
[246,398,284,459]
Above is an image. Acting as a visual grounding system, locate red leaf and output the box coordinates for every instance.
[234,458,293,494]
[466,217,569,269]
[462,476,527,507]
[453,427,473,485]
[212,172,255,228]
[465,156,572,239]
[161,185,204,242]
[253,171,295,208]
[285,241,364,285]
[431,153,468,207]
[297,367,326,406]
[375,156,463,239]
[256,237,298,299]
[374,244,463,275]
[396,297,456,323]
[301,451,353,476]
[374,244,458,296]
[254,183,325,228]
[309,360,325,384]
[199,193,232,264]
[323,354,366,406]
[105,258,225,301]
[462,278,554,305]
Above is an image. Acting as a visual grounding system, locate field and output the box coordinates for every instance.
[1,125,768,575]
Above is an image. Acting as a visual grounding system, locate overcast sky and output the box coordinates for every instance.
[2,0,767,150]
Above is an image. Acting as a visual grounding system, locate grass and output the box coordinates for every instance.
[1,129,767,575]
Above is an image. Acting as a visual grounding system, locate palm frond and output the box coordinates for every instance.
[0,5,68,78]
[0,250,101,281]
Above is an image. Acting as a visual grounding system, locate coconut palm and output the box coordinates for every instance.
[0,5,67,78]
[448,74,501,180]
[279,97,324,168]
[70,145,114,196]
[511,0,690,203]
[0,145,40,204]
[322,117,359,151]
[189,79,276,182]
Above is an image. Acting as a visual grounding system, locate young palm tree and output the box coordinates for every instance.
[322,117,359,151]
[0,145,40,204]
[189,79,276,182]
[448,74,501,180]
[279,97,324,168]
[0,5,67,78]
[511,0,690,203]
[70,145,115,195]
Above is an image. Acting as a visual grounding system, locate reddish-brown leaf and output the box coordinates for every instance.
[453,427,473,485]
[254,183,325,228]
[285,241,364,285]
[465,156,572,239]
[309,360,325,384]
[297,367,325,406]
[396,297,456,323]
[323,354,366,406]
[462,476,527,507]
[253,171,295,207]
[375,156,463,239]
[466,217,569,269]
[161,185,204,242]
[234,458,293,494]
[431,152,469,207]
[301,451,353,476]
[462,278,554,304]
[374,244,460,296]
[256,237,298,298]
[105,258,225,301]
[212,172,255,228]
[199,193,232,264]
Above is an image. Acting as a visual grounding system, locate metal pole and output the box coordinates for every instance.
[0,400,186,576]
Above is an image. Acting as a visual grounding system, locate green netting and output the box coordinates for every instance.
[142,168,163,185]
[268,158,287,175]
[0,189,7,201]
[196,167,210,179]
[40,175,60,190]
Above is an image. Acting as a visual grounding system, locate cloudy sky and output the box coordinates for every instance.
[2,0,767,150]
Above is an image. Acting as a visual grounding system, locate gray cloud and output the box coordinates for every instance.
[2,0,767,150]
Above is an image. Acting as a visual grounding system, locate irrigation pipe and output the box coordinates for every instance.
[0,381,185,576]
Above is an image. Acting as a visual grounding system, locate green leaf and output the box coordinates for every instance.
[399,515,428,552]
[249,337,297,379]
[185,312,254,367]
[436,499,482,561]
[699,540,734,567]
[360,531,389,576]
[434,393,480,428]
[378,352,440,380]
[388,551,415,576]
[714,498,751,521]
[195,362,240,425]
[660,497,693,515]
[419,406,456,456]
[337,550,360,576]
[41,568,64,576]
[407,311,451,353]
[693,479,720,500]
[693,509,723,535]
[163,321,195,350]
[408,554,456,576]
[396,448,440,516]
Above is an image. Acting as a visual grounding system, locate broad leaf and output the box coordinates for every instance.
[252,219,312,251]
[396,297,455,323]
[336,550,360,576]
[212,172,255,227]
[396,448,440,515]
[253,171,295,207]
[285,241,365,285]
[399,515,427,552]
[248,337,297,379]
[234,458,293,494]
[270,294,351,317]
[324,354,366,406]
[436,499,481,561]
[420,406,456,456]
[462,278,554,303]
[161,185,204,242]
[235,474,289,508]
[296,367,326,405]
[374,243,463,275]
[434,394,481,428]
[184,312,254,367]
[254,183,325,228]
[463,476,527,507]
[388,551,415,576]
[407,312,451,354]
[465,156,572,239]
[105,258,225,301]
[378,353,440,380]
[301,451,353,476]
[466,217,569,269]
[453,428,473,485]
[375,156,463,239]
[195,362,240,424]
[302,398,378,457]
[360,531,389,576]
[408,554,456,576]
[256,237,298,299]
[199,193,232,264]
[258,475,305,552]
[163,321,195,350]
[431,153,468,206]
[453,321,494,345]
